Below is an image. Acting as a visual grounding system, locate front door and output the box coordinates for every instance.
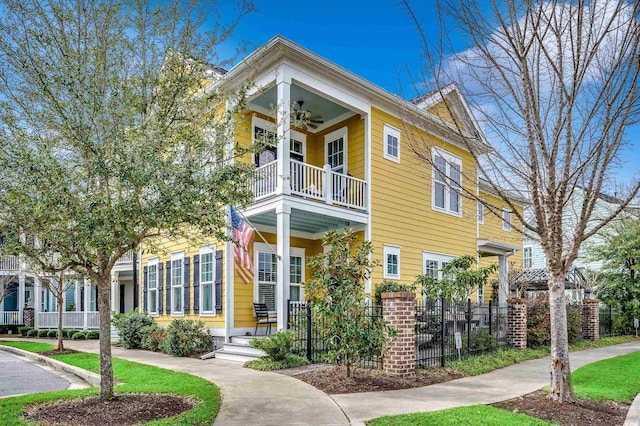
[325,128,348,201]
[119,284,125,314]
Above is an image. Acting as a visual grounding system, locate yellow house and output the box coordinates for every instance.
[137,36,524,355]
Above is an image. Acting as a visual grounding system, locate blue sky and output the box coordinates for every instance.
[221,0,639,185]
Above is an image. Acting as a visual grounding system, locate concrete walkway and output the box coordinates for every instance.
[3,338,639,425]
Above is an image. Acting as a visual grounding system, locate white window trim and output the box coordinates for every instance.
[383,245,401,279]
[289,129,307,162]
[147,258,159,316]
[324,126,348,172]
[502,209,512,231]
[431,148,463,217]
[199,244,216,316]
[477,202,484,224]
[523,245,533,269]
[383,124,400,163]
[289,248,306,303]
[422,251,454,281]
[171,251,184,316]
[253,243,305,304]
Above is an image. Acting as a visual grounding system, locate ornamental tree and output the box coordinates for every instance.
[0,0,255,400]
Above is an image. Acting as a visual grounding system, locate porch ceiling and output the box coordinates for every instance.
[249,84,351,129]
[250,208,361,235]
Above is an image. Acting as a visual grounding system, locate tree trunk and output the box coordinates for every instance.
[57,297,64,351]
[96,276,114,400]
[548,274,576,403]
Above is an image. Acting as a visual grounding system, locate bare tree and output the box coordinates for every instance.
[403,0,640,402]
[0,274,17,309]
[38,270,76,351]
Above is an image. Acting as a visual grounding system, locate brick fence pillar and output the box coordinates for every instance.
[23,307,34,328]
[381,292,416,378]
[582,299,600,341]
[507,299,527,349]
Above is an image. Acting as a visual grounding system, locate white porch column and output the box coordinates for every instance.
[276,203,291,330]
[498,254,509,307]
[33,276,41,329]
[18,270,25,323]
[276,64,291,196]
[110,271,117,312]
[83,278,90,331]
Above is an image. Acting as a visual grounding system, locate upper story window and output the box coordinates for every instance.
[147,258,158,315]
[523,246,532,269]
[171,252,184,314]
[477,202,484,224]
[432,149,462,216]
[383,124,400,163]
[200,245,216,314]
[383,245,401,279]
[502,209,512,231]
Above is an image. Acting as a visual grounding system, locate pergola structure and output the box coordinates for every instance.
[508,267,587,292]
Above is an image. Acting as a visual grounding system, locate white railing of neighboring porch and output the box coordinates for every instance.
[0,255,20,271]
[37,312,100,329]
[1,311,21,325]
[252,160,368,210]
[115,250,134,266]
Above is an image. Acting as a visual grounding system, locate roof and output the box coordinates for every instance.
[509,268,587,291]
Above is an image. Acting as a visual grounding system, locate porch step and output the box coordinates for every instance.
[214,336,266,362]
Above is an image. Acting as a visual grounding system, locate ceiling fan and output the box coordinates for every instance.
[291,100,324,129]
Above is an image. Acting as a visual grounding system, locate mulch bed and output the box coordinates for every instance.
[493,390,630,426]
[23,394,194,426]
[293,365,464,394]
[40,348,79,356]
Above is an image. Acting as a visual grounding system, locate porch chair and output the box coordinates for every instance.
[253,303,276,335]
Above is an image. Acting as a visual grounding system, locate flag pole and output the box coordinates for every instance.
[235,207,281,260]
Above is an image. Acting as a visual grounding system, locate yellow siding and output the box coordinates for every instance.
[369,107,479,292]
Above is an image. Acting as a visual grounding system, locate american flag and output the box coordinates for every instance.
[231,207,255,283]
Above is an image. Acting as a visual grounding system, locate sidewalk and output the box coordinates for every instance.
[5,338,640,425]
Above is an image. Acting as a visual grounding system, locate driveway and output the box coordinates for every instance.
[0,350,76,398]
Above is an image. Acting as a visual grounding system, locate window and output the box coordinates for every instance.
[432,149,462,215]
[200,245,216,314]
[502,210,512,231]
[147,259,158,315]
[171,253,183,314]
[383,245,401,279]
[289,248,305,302]
[523,246,533,269]
[383,124,400,163]
[422,252,454,281]
[477,202,484,224]
[325,127,348,174]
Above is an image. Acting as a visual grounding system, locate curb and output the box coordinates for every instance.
[625,393,640,426]
[0,345,101,387]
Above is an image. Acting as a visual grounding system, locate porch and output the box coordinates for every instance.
[36,311,100,330]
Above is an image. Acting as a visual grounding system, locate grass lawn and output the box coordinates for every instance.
[0,341,220,425]
[366,405,553,426]
[573,350,640,403]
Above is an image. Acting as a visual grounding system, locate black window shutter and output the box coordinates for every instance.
[158,263,164,315]
[143,266,148,313]
[193,254,200,314]
[215,250,223,314]
[183,257,190,314]
[165,261,171,314]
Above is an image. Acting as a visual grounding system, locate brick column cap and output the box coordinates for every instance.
[583,299,599,304]
[381,292,416,300]
[507,298,526,304]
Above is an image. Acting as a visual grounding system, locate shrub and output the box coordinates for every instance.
[527,295,583,347]
[61,329,72,339]
[37,329,49,338]
[112,309,154,349]
[245,354,309,371]
[86,330,99,339]
[140,324,166,352]
[249,330,296,362]
[26,328,38,337]
[374,280,417,305]
[47,329,58,338]
[160,319,213,357]
[0,325,7,334]
[18,326,33,337]
[450,328,498,353]
[72,331,87,340]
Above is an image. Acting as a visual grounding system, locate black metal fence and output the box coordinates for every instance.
[286,300,382,367]
[599,306,618,337]
[415,299,507,368]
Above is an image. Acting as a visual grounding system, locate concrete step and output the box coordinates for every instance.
[230,335,268,346]
[214,348,263,363]
[221,342,265,356]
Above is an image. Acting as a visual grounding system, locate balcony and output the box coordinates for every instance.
[252,160,368,211]
[0,255,20,271]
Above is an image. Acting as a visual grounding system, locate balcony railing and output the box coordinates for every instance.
[0,255,20,271]
[253,160,368,210]
[37,311,100,329]
[115,250,134,266]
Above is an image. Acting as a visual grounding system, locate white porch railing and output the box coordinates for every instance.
[0,311,21,325]
[37,312,100,329]
[253,161,278,200]
[252,160,368,210]
[115,250,134,266]
[0,255,20,271]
